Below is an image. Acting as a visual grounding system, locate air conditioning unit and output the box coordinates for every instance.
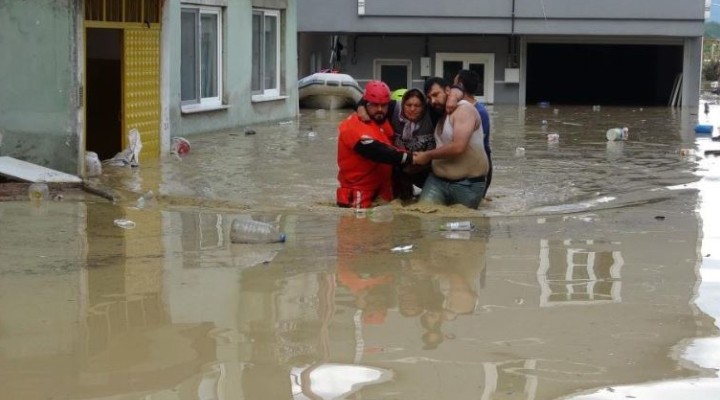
[504,68,519,83]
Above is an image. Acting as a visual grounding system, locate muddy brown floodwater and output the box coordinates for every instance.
[2,102,720,400]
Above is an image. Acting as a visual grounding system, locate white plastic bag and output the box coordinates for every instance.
[85,151,102,177]
[104,128,143,167]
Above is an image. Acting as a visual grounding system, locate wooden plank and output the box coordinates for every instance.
[0,156,82,183]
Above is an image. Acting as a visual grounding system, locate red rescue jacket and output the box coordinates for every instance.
[336,114,394,208]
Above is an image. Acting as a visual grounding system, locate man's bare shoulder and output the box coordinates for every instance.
[450,102,477,121]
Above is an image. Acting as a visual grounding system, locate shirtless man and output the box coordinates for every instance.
[413,78,489,209]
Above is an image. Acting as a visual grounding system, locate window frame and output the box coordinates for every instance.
[180,6,223,108]
[373,59,412,90]
[252,8,281,99]
[434,53,495,104]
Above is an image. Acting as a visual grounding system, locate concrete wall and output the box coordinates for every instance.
[0,0,81,174]
[165,0,299,139]
[298,0,704,36]
[296,0,703,106]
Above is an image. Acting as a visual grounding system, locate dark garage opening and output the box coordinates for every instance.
[526,43,683,106]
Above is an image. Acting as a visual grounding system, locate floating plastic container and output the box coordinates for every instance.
[606,127,629,141]
[113,219,136,229]
[27,183,49,202]
[85,151,102,177]
[439,221,474,231]
[547,133,560,142]
[695,124,713,134]
[171,137,191,156]
[367,204,393,223]
[230,218,286,244]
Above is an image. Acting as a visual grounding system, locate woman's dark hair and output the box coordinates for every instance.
[401,89,426,111]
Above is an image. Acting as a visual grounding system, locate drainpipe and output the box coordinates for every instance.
[509,0,517,68]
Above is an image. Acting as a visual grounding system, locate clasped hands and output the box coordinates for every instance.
[412,151,431,166]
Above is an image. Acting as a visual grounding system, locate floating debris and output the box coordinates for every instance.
[391,244,414,253]
[113,219,136,229]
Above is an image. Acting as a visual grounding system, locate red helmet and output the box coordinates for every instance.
[363,81,391,104]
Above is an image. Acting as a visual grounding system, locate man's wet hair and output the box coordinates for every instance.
[424,77,448,95]
[456,69,480,94]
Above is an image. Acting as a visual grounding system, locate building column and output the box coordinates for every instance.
[682,36,702,108]
[519,36,527,106]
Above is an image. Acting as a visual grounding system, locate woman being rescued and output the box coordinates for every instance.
[357,88,437,201]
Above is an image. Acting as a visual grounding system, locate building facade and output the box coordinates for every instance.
[298,0,704,107]
[0,0,298,176]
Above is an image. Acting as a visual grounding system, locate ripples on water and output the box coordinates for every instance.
[108,105,702,216]
[1,104,717,400]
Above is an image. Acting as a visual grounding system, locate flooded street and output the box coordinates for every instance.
[2,103,720,399]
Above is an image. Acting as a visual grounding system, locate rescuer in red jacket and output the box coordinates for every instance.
[337,81,414,208]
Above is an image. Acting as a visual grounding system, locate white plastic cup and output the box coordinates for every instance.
[367,204,393,222]
[606,127,628,141]
[28,183,49,202]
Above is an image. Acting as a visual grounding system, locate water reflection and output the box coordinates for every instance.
[2,104,719,399]
[538,239,623,306]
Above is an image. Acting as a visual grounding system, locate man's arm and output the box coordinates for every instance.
[354,137,413,165]
[413,106,475,165]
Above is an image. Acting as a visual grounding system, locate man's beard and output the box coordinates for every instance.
[371,114,387,123]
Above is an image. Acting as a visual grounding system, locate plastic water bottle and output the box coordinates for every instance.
[27,183,49,202]
[136,190,155,209]
[439,221,474,231]
[230,218,286,244]
[606,127,628,141]
[367,204,393,222]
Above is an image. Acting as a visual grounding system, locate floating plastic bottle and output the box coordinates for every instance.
[113,219,136,229]
[695,124,713,134]
[230,218,286,244]
[136,190,155,209]
[367,204,394,222]
[439,221,474,231]
[27,183,49,202]
[606,127,628,141]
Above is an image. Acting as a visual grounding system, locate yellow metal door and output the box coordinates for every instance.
[123,28,161,160]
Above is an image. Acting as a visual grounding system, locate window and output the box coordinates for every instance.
[373,59,412,90]
[181,7,222,106]
[435,53,495,103]
[252,9,281,98]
